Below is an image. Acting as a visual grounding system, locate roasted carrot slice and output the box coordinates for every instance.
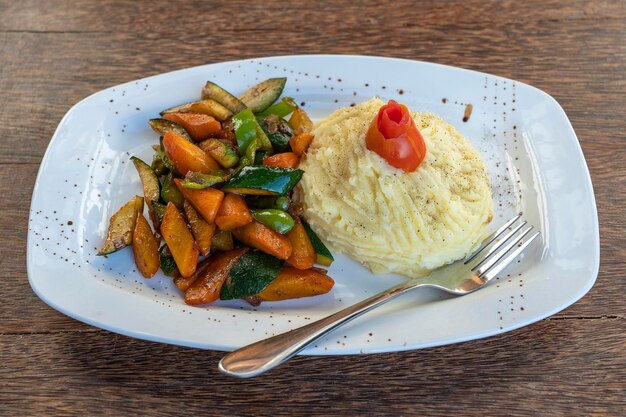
[163,112,221,141]
[256,266,334,301]
[160,202,199,277]
[183,200,215,256]
[285,222,316,270]
[174,256,211,292]
[289,132,315,156]
[162,131,220,176]
[215,193,253,230]
[232,220,292,260]
[132,213,160,278]
[185,248,249,305]
[263,152,300,169]
[289,108,313,135]
[174,178,224,224]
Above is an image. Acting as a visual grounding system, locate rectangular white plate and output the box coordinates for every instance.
[27,55,599,354]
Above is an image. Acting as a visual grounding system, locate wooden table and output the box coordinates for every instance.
[2,1,624,415]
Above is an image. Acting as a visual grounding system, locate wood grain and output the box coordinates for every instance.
[1,0,624,415]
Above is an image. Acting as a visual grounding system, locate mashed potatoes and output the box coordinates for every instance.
[295,98,493,278]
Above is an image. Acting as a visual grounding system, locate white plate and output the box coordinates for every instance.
[28,55,599,354]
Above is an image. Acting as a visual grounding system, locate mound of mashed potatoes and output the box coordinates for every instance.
[295,98,493,278]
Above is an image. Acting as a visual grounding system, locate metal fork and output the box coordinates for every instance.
[219,215,540,378]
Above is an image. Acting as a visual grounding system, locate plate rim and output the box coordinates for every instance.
[27,54,600,354]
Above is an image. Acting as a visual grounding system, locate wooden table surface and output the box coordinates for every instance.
[2,0,624,415]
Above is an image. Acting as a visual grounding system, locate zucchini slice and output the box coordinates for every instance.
[161,99,233,121]
[160,173,184,208]
[202,81,247,114]
[220,250,283,300]
[302,221,334,266]
[158,244,179,277]
[98,196,144,255]
[182,170,231,189]
[197,139,239,168]
[239,78,286,113]
[131,157,160,202]
[148,118,192,142]
[223,166,303,196]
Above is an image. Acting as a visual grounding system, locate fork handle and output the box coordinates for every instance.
[218,282,419,378]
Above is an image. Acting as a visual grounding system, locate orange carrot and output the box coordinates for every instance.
[132,213,160,278]
[215,193,253,230]
[163,112,221,141]
[185,248,248,305]
[289,132,315,156]
[162,131,220,176]
[174,179,224,224]
[160,202,199,277]
[256,266,334,301]
[183,201,215,256]
[232,220,293,260]
[285,222,316,270]
[263,152,300,169]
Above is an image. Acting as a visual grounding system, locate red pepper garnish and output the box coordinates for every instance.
[365,100,426,172]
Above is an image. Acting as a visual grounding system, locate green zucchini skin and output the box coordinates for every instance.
[131,157,160,202]
[148,118,192,142]
[220,251,282,300]
[223,166,303,196]
[239,78,286,113]
[158,244,179,276]
[202,81,247,114]
[198,139,239,168]
[302,221,334,266]
[259,114,294,153]
[160,173,184,208]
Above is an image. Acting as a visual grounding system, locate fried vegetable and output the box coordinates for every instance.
[149,118,192,142]
[223,166,303,196]
[162,131,220,176]
[251,209,295,234]
[239,78,286,113]
[259,114,294,152]
[289,107,314,135]
[302,221,334,266]
[212,230,234,251]
[215,193,253,231]
[182,170,231,189]
[162,112,221,141]
[159,244,179,277]
[232,220,292,260]
[98,196,144,255]
[233,108,272,155]
[262,152,299,169]
[173,178,224,223]
[187,248,249,305]
[132,213,160,278]
[174,256,211,292]
[150,201,167,229]
[151,150,173,176]
[160,202,199,278]
[183,201,215,256]
[219,250,281,300]
[285,222,316,270]
[256,97,298,119]
[289,132,315,156]
[160,172,184,209]
[197,139,239,168]
[161,98,232,121]
[256,266,335,301]
[131,156,161,227]
[247,196,290,212]
[202,81,247,114]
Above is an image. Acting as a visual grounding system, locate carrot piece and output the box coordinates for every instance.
[289,132,315,156]
[232,220,293,260]
[185,248,249,305]
[162,131,220,176]
[183,200,215,256]
[256,266,334,301]
[132,213,160,278]
[160,202,199,277]
[174,178,224,224]
[173,256,211,292]
[285,222,316,270]
[263,152,300,169]
[215,193,253,231]
[163,112,221,141]
[289,108,314,135]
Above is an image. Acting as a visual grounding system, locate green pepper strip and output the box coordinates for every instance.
[256,97,298,119]
[251,209,295,234]
[233,108,272,156]
[182,171,230,189]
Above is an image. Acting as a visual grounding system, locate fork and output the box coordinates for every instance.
[218,215,540,378]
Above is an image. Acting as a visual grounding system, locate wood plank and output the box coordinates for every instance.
[0,318,623,416]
